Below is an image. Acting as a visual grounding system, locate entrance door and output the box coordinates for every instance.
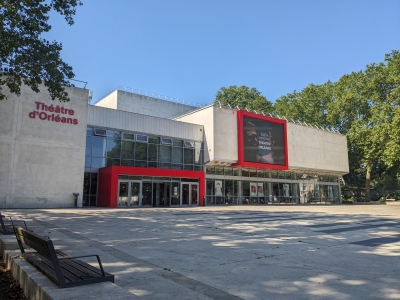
[152,182,170,206]
[118,180,142,207]
[181,183,199,206]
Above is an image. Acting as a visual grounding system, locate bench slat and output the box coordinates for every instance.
[56,250,104,277]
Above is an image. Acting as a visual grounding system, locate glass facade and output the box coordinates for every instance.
[84,126,203,206]
[84,126,341,207]
[205,167,340,205]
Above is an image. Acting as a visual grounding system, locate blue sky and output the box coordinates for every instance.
[45,0,400,105]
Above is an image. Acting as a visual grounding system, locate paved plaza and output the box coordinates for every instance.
[3,205,400,299]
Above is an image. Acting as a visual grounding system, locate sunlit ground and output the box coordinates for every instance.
[3,205,400,299]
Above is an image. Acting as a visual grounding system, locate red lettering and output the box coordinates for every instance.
[39,112,47,120]
[29,111,36,118]
[55,106,60,113]
[73,119,78,125]
[55,115,60,122]
[61,117,66,123]
[67,118,72,124]
[35,102,42,110]
[61,107,65,114]
[42,103,48,111]
[47,114,52,121]
[68,109,74,116]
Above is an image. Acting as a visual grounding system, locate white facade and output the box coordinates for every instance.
[0,84,89,208]
[175,106,349,175]
[95,90,198,119]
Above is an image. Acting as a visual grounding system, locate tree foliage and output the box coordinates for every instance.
[215,85,273,113]
[0,0,82,102]
[274,50,400,200]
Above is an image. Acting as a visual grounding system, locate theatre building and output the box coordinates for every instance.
[0,85,349,208]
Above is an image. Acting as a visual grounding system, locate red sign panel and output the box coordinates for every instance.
[235,110,288,170]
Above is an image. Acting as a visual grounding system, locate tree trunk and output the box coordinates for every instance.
[365,165,371,201]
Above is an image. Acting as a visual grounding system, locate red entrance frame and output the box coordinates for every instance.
[234,110,288,170]
[97,166,205,207]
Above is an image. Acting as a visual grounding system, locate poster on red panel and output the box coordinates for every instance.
[243,116,286,166]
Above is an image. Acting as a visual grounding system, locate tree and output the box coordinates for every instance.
[0,0,82,102]
[274,81,334,128]
[214,85,273,113]
[273,50,400,201]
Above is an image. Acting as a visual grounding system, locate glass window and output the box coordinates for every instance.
[85,156,91,168]
[171,182,180,205]
[173,139,183,147]
[106,158,120,166]
[92,137,106,157]
[121,141,135,159]
[136,135,148,142]
[160,163,171,169]
[86,127,92,136]
[184,141,194,147]
[242,170,249,177]
[89,195,97,206]
[242,181,250,197]
[135,142,148,161]
[271,172,278,179]
[171,164,183,170]
[215,168,224,175]
[82,195,89,206]
[107,130,121,139]
[206,167,215,174]
[148,136,159,144]
[160,145,171,163]
[85,136,92,156]
[194,165,202,171]
[135,161,147,168]
[172,147,183,164]
[233,169,240,176]
[225,180,233,197]
[91,157,105,168]
[224,168,233,176]
[90,173,98,194]
[184,165,193,170]
[148,144,158,161]
[195,149,203,165]
[123,132,135,140]
[148,162,158,168]
[94,128,106,137]
[161,138,172,145]
[121,159,134,166]
[184,148,194,164]
[83,172,90,194]
[249,170,257,178]
[106,138,121,158]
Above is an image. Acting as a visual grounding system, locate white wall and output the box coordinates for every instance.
[0,84,89,208]
[176,106,349,175]
[94,90,117,109]
[95,90,198,119]
[287,123,349,174]
[89,106,203,141]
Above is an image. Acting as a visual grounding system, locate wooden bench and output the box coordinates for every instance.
[14,227,114,288]
[0,213,27,235]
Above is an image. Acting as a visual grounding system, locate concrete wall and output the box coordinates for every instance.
[89,105,203,141]
[175,106,213,163]
[176,106,349,175]
[287,123,349,175]
[0,84,89,208]
[93,90,117,109]
[95,90,198,119]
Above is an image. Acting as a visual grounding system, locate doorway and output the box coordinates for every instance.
[118,180,142,207]
[181,183,199,206]
[152,182,171,206]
